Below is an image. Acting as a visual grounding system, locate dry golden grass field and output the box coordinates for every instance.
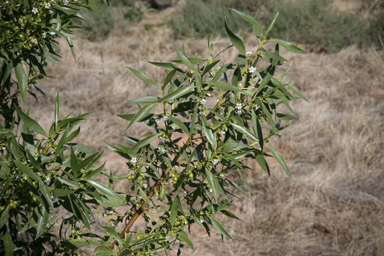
[24,1,384,255]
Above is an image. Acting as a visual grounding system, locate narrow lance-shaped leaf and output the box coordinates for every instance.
[131,133,159,151]
[171,195,181,226]
[15,106,47,136]
[177,230,194,250]
[54,90,59,125]
[231,123,259,142]
[158,85,195,103]
[87,180,122,200]
[174,46,198,74]
[127,103,157,130]
[14,61,28,104]
[230,9,263,34]
[286,82,309,103]
[128,67,160,90]
[201,116,215,148]
[267,145,292,179]
[266,12,279,36]
[225,19,246,55]
[269,39,307,54]
[209,217,232,239]
[35,206,49,239]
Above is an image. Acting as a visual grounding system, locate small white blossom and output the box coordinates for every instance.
[235,103,242,109]
[63,0,69,5]
[200,219,204,223]
[249,66,257,73]
[166,236,170,242]
[236,110,243,115]
[29,83,35,89]
[44,177,51,184]
[154,118,160,124]
[16,174,23,179]
[45,3,51,8]
[169,99,174,104]
[107,210,114,215]
[209,188,213,193]
[246,51,253,55]
[213,159,219,165]
[200,99,207,105]
[221,130,226,136]
[159,136,164,141]
[32,7,38,14]
[199,111,203,115]
[30,38,37,44]
[190,216,193,220]
[163,116,169,122]
[42,32,46,38]
[37,172,42,177]
[143,184,147,189]
[49,10,54,14]
[131,157,137,163]
[172,125,176,131]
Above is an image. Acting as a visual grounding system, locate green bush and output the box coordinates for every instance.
[266,0,366,53]
[76,0,115,41]
[171,0,270,38]
[172,0,368,53]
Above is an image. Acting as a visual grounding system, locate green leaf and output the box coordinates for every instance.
[14,161,42,184]
[231,123,259,142]
[171,195,181,226]
[173,47,198,73]
[127,96,159,104]
[221,209,243,222]
[177,230,194,250]
[0,206,9,229]
[87,180,122,200]
[286,82,309,103]
[269,39,307,54]
[261,52,288,62]
[277,113,296,120]
[201,116,215,148]
[162,69,177,92]
[54,90,59,125]
[127,67,160,90]
[260,101,276,134]
[15,106,47,136]
[209,217,232,239]
[102,226,122,246]
[253,24,263,38]
[138,187,154,207]
[222,143,250,153]
[14,61,28,104]
[148,61,180,71]
[230,9,263,35]
[95,192,127,207]
[208,82,254,96]
[84,161,106,179]
[4,229,15,256]
[94,245,116,256]
[127,103,157,130]
[252,110,263,150]
[266,12,279,36]
[36,206,49,239]
[205,168,224,201]
[171,57,205,65]
[168,117,189,135]
[131,133,159,151]
[225,19,246,55]
[256,154,270,175]
[158,85,195,103]
[267,145,292,179]
[64,239,99,250]
[72,143,96,154]
[57,177,80,189]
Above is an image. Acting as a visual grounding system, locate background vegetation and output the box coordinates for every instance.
[29,0,384,255]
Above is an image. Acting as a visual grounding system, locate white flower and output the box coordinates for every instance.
[154,118,160,124]
[37,172,42,177]
[49,10,54,14]
[131,157,137,163]
[159,136,164,141]
[172,125,176,131]
[190,216,193,220]
[16,174,23,179]
[236,110,242,115]
[209,188,213,193]
[32,7,38,14]
[169,99,174,104]
[42,32,46,38]
[213,159,219,165]
[143,184,147,189]
[30,38,37,44]
[221,130,226,136]
[200,99,207,105]
[166,236,170,242]
[63,0,69,5]
[29,83,35,89]
[249,66,257,73]
[45,3,51,8]
[246,51,253,55]
[107,210,114,215]
[163,116,169,122]
[44,177,51,184]
[235,103,242,109]
[200,219,204,223]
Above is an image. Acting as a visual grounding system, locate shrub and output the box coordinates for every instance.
[0,1,308,255]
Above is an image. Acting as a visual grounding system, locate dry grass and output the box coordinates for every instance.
[24,3,384,255]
